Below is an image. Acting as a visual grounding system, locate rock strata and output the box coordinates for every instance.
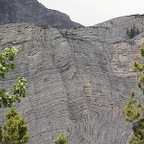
[0,15,144,144]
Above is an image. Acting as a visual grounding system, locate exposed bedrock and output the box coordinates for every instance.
[1,15,144,143]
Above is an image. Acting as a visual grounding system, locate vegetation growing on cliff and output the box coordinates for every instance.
[1,106,29,144]
[123,43,144,143]
[126,25,139,39]
[0,46,29,144]
[55,133,68,144]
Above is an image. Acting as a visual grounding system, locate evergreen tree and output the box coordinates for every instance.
[126,25,139,39]
[0,46,29,143]
[0,106,29,144]
[55,133,68,144]
[123,43,144,143]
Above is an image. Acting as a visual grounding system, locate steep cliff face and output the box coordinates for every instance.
[0,0,81,28]
[1,15,144,144]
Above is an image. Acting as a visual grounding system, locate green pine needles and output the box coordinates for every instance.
[0,46,29,144]
[55,133,68,144]
[0,106,29,144]
[123,43,144,143]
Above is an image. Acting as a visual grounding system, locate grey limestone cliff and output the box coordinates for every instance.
[1,15,144,144]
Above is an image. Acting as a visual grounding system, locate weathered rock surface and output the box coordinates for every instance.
[0,0,82,28]
[1,15,144,144]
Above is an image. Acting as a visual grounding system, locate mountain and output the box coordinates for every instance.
[0,0,82,28]
[1,14,144,144]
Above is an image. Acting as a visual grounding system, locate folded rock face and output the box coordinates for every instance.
[0,15,144,144]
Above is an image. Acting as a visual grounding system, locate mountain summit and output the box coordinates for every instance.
[0,0,82,28]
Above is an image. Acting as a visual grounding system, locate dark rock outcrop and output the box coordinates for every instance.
[0,0,82,28]
[1,15,144,144]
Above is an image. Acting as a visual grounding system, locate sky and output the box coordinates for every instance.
[37,0,144,26]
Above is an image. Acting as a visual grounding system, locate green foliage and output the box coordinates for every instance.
[13,77,27,102]
[0,106,29,144]
[123,92,142,122]
[132,44,144,94]
[0,77,27,108]
[123,43,144,143]
[0,46,29,144]
[0,46,27,108]
[0,46,18,78]
[55,133,68,144]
